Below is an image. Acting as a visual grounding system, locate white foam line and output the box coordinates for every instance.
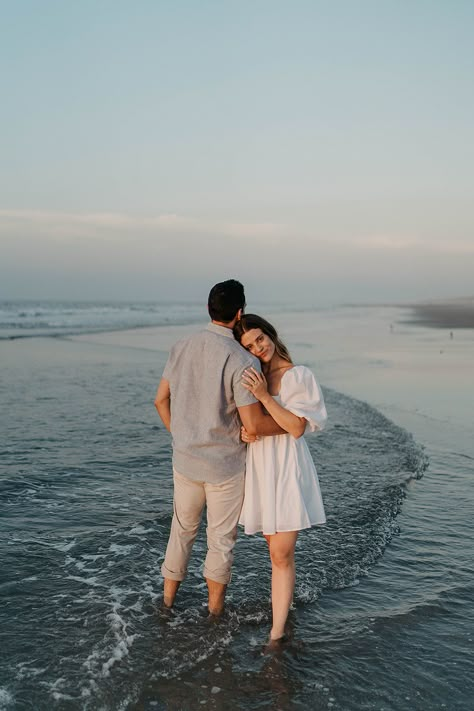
[108,543,135,556]
[66,575,102,588]
[0,688,14,709]
[127,525,154,535]
[82,607,139,682]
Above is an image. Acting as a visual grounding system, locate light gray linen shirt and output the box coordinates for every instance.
[162,322,260,483]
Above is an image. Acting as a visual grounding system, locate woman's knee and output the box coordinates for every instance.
[269,546,295,569]
[268,532,297,567]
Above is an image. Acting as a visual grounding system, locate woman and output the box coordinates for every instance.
[233,314,327,644]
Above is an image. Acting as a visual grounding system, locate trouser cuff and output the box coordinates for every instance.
[203,567,232,585]
[161,562,187,582]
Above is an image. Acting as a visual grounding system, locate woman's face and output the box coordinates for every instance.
[240,328,275,363]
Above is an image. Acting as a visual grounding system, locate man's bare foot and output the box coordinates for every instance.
[206,578,226,616]
[163,578,181,608]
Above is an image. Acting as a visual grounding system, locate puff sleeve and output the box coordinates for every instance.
[280,365,327,432]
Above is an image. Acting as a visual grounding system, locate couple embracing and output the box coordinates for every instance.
[154,279,327,644]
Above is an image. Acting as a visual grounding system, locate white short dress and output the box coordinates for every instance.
[239,365,327,535]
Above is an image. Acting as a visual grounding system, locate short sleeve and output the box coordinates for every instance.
[280,365,327,432]
[162,344,176,382]
[232,354,260,408]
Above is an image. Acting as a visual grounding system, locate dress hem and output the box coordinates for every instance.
[239,520,326,536]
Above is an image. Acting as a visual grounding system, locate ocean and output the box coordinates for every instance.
[1,300,473,710]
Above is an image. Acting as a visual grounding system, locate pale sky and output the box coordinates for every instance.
[1,1,473,304]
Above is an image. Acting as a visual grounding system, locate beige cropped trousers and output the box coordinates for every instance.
[161,469,245,585]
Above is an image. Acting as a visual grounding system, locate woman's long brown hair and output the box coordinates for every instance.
[233,314,292,364]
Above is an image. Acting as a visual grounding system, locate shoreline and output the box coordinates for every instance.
[2,297,474,342]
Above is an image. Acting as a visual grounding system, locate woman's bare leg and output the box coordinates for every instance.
[264,531,298,640]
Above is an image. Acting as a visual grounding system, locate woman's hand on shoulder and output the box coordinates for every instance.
[242,367,269,402]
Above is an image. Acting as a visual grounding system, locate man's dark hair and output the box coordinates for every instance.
[208,279,246,323]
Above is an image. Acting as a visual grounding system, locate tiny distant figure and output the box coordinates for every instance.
[390,323,394,333]
[450,331,453,339]
[234,314,327,646]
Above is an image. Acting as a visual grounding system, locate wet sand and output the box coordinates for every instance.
[404,297,474,329]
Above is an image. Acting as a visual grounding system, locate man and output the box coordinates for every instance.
[154,279,284,615]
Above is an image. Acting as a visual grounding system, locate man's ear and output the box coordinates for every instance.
[236,308,243,322]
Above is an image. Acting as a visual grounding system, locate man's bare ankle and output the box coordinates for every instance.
[206,578,226,616]
[163,578,181,608]
[208,602,225,616]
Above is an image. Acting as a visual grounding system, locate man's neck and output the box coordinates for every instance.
[211,319,234,330]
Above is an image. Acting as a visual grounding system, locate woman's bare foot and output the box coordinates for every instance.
[264,633,288,654]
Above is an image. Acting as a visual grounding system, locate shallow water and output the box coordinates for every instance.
[1,303,473,710]
[0,300,205,340]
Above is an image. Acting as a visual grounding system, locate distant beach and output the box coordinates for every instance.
[403,296,474,329]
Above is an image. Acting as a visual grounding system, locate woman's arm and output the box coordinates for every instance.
[238,402,287,437]
[242,368,306,439]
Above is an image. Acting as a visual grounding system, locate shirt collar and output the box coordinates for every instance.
[206,322,235,339]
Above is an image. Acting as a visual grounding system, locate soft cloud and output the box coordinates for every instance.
[3,209,474,255]
[0,209,284,242]
[355,235,422,250]
[1,208,474,302]
[354,234,474,254]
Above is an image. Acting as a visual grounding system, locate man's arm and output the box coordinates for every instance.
[237,402,286,437]
[154,378,171,432]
